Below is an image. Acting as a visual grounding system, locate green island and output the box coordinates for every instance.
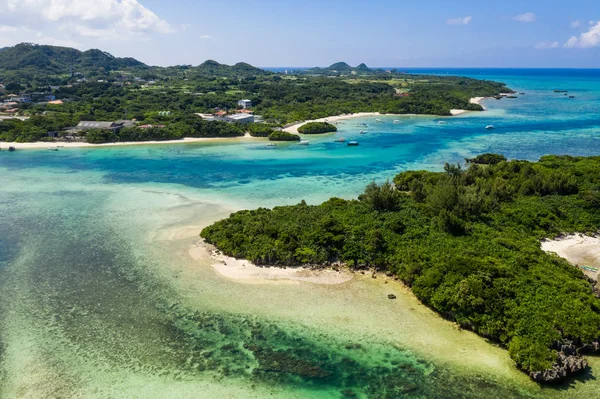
[268,131,301,141]
[298,122,338,134]
[201,154,600,383]
[0,43,512,144]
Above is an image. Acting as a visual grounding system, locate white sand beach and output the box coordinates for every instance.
[0,133,259,150]
[450,97,488,116]
[541,234,600,280]
[283,112,381,134]
[190,241,353,285]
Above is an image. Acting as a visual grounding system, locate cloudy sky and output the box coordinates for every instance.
[0,0,599,67]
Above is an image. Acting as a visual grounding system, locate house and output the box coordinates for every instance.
[214,110,227,117]
[48,100,64,105]
[195,113,217,121]
[75,120,136,131]
[0,84,5,94]
[0,102,18,110]
[226,114,254,124]
[236,109,254,114]
[10,96,32,103]
[238,99,252,109]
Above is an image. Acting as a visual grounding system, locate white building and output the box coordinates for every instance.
[226,114,254,124]
[238,99,252,109]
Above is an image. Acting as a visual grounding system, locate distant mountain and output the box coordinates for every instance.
[303,62,386,76]
[186,59,270,78]
[0,43,147,78]
[0,43,271,84]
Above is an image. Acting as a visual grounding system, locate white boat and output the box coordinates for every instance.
[360,130,367,134]
[48,147,59,151]
[335,138,345,143]
[393,120,402,124]
[376,119,384,123]
[298,140,310,145]
[266,143,276,147]
[437,121,447,125]
[486,125,495,130]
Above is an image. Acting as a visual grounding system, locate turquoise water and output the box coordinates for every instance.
[2,70,600,397]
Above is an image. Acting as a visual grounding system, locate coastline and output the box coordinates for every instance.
[541,234,600,281]
[285,96,488,133]
[0,132,260,150]
[191,241,353,285]
[450,97,487,116]
[2,96,490,149]
[283,112,381,134]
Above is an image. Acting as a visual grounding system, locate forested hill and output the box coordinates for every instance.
[0,43,271,84]
[304,62,388,76]
[201,154,600,383]
[0,43,147,80]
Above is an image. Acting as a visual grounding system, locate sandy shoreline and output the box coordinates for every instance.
[285,97,488,132]
[5,96,489,149]
[541,234,600,281]
[283,112,381,134]
[0,133,259,150]
[190,241,353,285]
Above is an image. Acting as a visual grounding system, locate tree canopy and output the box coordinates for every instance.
[201,155,600,382]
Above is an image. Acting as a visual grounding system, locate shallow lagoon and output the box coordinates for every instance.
[2,70,600,397]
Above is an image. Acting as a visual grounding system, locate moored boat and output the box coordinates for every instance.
[360,130,367,134]
[8,146,15,152]
[48,147,59,151]
[486,125,495,130]
[298,140,310,145]
[393,119,402,124]
[335,138,345,142]
[347,141,359,146]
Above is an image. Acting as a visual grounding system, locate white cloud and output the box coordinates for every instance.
[564,21,600,48]
[0,0,173,40]
[446,16,472,25]
[570,20,581,28]
[535,41,559,49]
[513,12,536,23]
[0,24,18,32]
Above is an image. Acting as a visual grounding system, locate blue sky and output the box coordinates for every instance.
[0,0,599,67]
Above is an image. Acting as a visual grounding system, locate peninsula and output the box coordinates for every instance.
[201,154,600,383]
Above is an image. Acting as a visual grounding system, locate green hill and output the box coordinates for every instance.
[0,43,147,79]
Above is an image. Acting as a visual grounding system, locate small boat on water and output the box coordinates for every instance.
[376,119,384,123]
[298,140,310,145]
[266,143,276,147]
[569,96,576,99]
[486,125,495,130]
[393,120,402,124]
[48,146,59,151]
[437,121,447,125]
[8,146,15,152]
[335,138,345,143]
[360,130,367,134]
[347,141,359,146]
[581,265,599,272]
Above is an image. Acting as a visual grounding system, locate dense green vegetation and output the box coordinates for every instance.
[247,123,277,137]
[0,43,511,143]
[268,131,300,141]
[298,122,338,134]
[201,155,600,380]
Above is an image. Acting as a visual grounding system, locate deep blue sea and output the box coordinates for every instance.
[1,69,600,398]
